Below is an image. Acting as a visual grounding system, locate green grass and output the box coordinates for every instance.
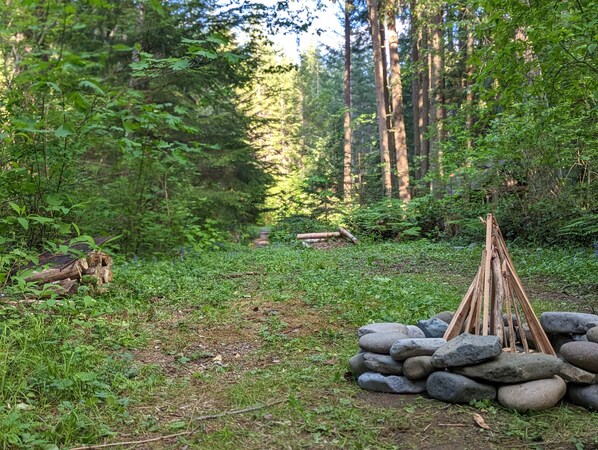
[0,241,597,448]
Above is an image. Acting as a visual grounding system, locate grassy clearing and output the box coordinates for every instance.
[1,241,597,449]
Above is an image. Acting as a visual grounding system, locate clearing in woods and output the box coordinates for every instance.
[2,241,597,449]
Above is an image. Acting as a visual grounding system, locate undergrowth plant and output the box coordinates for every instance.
[0,241,596,448]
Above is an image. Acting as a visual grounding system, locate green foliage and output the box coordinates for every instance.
[1,241,596,447]
[344,195,489,242]
[0,299,150,448]
[0,194,96,296]
[0,0,271,258]
[269,215,331,243]
[345,198,421,240]
[430,0,598,246]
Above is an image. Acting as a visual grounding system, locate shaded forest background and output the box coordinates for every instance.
[1,0,596,270]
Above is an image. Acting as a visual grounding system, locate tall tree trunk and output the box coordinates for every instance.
[380,22,396,192]
[465,7,474,153]
[387,3,411,202]
[419,9,430,181]
[410,0,421,180]
[429,5,444,186]
[461,6,475,202]
[343,0,353,201]
[366,0,392,197]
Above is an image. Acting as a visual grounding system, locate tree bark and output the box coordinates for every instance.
[419,14,430,180]
[410,0,421,180]
[366,0,392,197]
[380,23,396,192]
[429,5,444,186]
[343,0,353,201]
[24,251,113,286]
[465,7,474,153]
[387,2,411,202]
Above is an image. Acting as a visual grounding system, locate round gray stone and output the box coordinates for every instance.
[349,353,368,378]
[586,327,598,344]
[357,372,427,394]
[358,332,408,354]
[498,376,566,411]
[417,318,449,338]
[363,353,404,375]
[567,384,598,411]
[540,312,598,334]
[503,313,519,327]
[390,338,447,361]
[585,322,598,332]
[432,333,502,368]
[550,333,575,354]
[427,371,496,404]
[406,325,426,339]
[560,341,598,372]
[403,356,436,380]
[558,362,597,384]
[433,311,454,324]
[452,352,563,383]
[358,322,409,338]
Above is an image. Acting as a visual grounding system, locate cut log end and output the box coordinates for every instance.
[23,250,113,296]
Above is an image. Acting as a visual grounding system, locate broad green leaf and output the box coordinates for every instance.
[55,125,73,138]
[206,34,228,45]
[78,80,105,95]
[171,59,190,71]
[74,372,97,382]
[45,195,63,207]
[9,202,22,215]
[148,0,166,17]
[130,60,150,71]
[29,216,53,224]
[17,218,29,230]
[112,44,132,51]
[189,49,217,59]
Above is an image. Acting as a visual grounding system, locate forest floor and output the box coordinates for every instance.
[2,241,598,449]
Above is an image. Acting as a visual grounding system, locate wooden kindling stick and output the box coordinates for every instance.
[443,213,555,356]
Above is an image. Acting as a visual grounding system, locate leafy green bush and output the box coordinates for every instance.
[343,196,484,242]
[0,195,98,298]
[344,199,421,240]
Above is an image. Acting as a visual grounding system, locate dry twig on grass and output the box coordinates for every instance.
[70,399,285,450]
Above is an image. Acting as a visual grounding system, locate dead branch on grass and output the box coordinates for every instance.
[69,399,285,450]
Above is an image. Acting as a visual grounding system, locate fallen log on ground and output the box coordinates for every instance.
[297,232,342,240]
[25,251,113,285]
[296,227,358,245]
[339,227,359,244]
[19,237,113,297]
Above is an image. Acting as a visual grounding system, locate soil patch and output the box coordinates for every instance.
[356,391,523,450]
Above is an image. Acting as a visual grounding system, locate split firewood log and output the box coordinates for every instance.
[21,237,114,297]
[25,251,113,286]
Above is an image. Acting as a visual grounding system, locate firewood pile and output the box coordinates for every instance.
[22,237,113,297]
[444,213,555,356]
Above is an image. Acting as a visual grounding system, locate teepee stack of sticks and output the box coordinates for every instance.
[443,214,556,356]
